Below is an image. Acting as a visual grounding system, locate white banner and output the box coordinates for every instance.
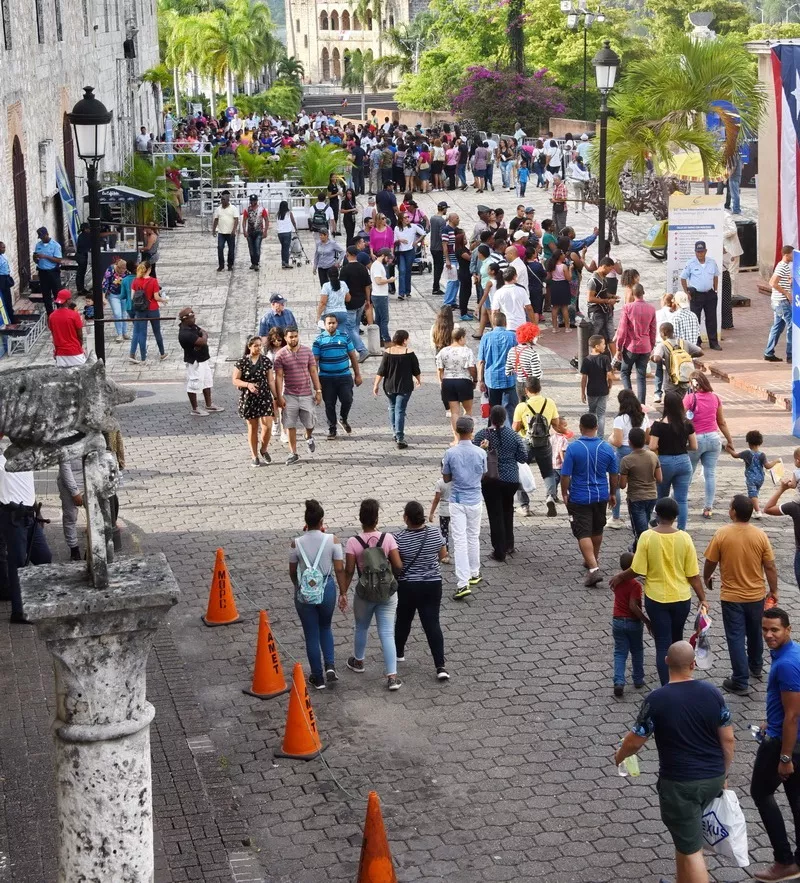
[666,194,725,340]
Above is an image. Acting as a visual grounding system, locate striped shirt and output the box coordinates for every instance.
[772,260,792,307]
[394,526,444,582]
[505,344,542,383]
[273,344,316,396]
[312,330,354,376]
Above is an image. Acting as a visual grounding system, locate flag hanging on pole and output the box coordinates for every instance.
[771,44,800,264]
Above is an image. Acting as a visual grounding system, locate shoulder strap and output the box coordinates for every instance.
[405,528,429,571]
[355,536,368,550]
[310,534,330,570]
[378,532,386,547]
[535,398,548,417]
[296,537,313,569]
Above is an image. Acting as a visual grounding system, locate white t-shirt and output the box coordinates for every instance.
[0,450,35,506]
[509,257,527,281]
[395,224,423,251]
[370,259,388,295]
[135,133,150,151]
[612,414,651,446]
[655,306,676,329]
[494,283,529,330]
[546,142,562,167]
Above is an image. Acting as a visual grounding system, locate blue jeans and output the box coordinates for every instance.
[129,309,149,360]
[485,163,494,188]
[657,453,692,530]
[487,384,518,427]
[796,548,800,591]
[246,230,263,266]
[612,445,631,519]
[372,296,390,343]
[457,164,467,187]
[728,172,741,213]
[108,294,126,336]
[353,593,399,675]
[621,351,649,403]
[278,231,292,266]
[500,160,514,188]
[628,499,655,549]
[764,298,792,360]
[721,599,764,688]
[654,361,663,397]
[294,576,336,680]
[443,278,459,306]
[396,249,414,297]
[587,395,608,436]
[387,391,411,441]
[613,618,645,686]
[345,307,367,355]
[689,431,722,510]
[645,596,691,686]
[217,232,235,268]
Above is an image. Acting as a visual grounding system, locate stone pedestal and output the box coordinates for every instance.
[20,554,180,883]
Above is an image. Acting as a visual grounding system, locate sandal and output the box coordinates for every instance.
[702,508,713,519]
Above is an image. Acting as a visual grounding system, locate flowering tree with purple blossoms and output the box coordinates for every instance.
[450,66,567,133]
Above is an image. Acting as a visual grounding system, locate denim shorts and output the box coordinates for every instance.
[746,481,763,498]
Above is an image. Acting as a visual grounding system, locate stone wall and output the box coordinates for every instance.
[0,0,160,284]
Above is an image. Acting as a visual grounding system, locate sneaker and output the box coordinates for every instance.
[546,496,557,517]
[584,569,603,587]
[251,457,262,467]
[396,655,405,662]
[326,430,337,440]
[436,667,450,681]
[387,675,402,691]
[468,574,483,586]
[128,356,138,364]
[159,352,169,361]
[608,518,624,530]
[397,440,408,449]
[306,436,316,453]
[339,419,352,434]
[752,862,800,881]
[613,685,624,697]
[764,354,783,362]
[115,335,123,343]
[750,668,763,680]
[753,511,763,520]
[702,508,713,519]
[452,584,472,600]
[308,674,326,690]
[516,505,531,517]
[722,677,750,695]
[9,612,33,625]
[259,450,271,464]
[358,350,370,363]
[347,656,365,673]
[286,453,300,465]
[634,682,646,689]
[205,405,225,412]
[653,393,663,404]
[459,313,475,321]
[325,665,339,683]
[123,334,131,340]
[190,409,208,417]
[280,431,289,445]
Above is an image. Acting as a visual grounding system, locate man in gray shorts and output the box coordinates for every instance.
[274,326,322,465]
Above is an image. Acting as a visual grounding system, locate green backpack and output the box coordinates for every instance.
[354,534,398,602]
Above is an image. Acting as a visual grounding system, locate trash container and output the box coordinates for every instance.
[735,219,757,269]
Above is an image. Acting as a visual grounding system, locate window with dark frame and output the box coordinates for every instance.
[1,0,11,49]
[35,0,44,43]
[55,0,63,41]
[81,0,89,36]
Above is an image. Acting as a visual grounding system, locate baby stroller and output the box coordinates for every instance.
[290,232,310,267]
[411,237,432,274]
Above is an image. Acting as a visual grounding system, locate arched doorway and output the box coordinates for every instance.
[320,10,328,29]
[332,48,341,81]
[330,10,339,29]
[341,11,350,29]
[12,137,30,291]
[321,47,330,81]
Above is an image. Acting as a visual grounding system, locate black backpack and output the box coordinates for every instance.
[525,400,550,448]
[311,205,328,232]
[132,287,148,312]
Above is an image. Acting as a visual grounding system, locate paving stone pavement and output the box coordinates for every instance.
[1,179,798,883]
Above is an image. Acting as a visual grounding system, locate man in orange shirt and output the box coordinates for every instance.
[48,289,86,367]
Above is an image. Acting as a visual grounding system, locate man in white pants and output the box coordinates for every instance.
[442,416,487,600]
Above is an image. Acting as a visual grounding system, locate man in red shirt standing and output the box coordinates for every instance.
[48,289,86,367]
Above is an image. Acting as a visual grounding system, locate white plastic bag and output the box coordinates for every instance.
[701,789,749,867]
[519,462,536,494]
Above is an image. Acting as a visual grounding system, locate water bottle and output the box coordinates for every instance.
[750,724,765,743]
[624,754,640,777]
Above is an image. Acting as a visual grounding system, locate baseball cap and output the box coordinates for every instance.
[477,204,490,213]
[694,240,707,251]
[437,201,449,209]
[36,226,48,237]
[580,134,589,141]
[55,289,72,305]
[524,206,535,213]
[513,230,528,241]
[269,293,286,304]
[249,194,258,202]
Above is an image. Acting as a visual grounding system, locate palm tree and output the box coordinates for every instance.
[349,0,383,56]
[342,49,392,121]
[277,56,305,84]
[621,35,766,192]
[381,15,433,75]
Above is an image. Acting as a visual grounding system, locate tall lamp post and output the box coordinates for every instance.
[561,2,605,121]
[67,86,113,363]
[592,40,620,263]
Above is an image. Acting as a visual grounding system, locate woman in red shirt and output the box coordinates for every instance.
[129,261,168,364]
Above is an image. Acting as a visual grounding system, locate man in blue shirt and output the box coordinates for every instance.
[477,312,518,426]
[0,241,14,324]
[680,240,721,351]
[442,416,487,600]
[258,294,297,338]
[311,314,362,439]
[750,608,800,882]
[560,412,618,586]
[33,226,63,315]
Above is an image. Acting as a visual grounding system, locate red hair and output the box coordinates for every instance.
[516,322,540,344]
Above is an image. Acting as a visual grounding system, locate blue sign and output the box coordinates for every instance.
[792,251,800,437]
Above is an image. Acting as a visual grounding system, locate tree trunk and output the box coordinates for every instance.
[173,67,181,118]
[210,77,217,119]
[227,68,234,108]
[361,80,366,121]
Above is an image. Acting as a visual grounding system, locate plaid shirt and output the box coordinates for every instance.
[552,181,568,204]
[671,308,700,345]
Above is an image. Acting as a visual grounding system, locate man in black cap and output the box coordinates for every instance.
[430,200,448,295]
[241,194,269,270]
[680,240,722,350]
[32,226,64,315]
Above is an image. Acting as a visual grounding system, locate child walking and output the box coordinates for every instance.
[429,476,452,564]
[549,416,572,499]
[619,427,661,550]
[731,430,779,517]
[580,335,613,436]
[611,551,650,697]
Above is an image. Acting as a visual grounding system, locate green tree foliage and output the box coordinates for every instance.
[643,0,753,36]
[295,142,353,188]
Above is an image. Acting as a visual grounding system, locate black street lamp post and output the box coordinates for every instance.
[592,40,620,263]
[67,86,113,363]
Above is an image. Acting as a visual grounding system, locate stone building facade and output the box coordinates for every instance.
[0,0,160,289]
[284,0,414,84]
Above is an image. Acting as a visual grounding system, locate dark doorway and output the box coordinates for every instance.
[12,136,30,291]
[62,113,75,192]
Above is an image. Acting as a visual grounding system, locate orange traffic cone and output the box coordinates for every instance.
[243,610,289,700]
[357,791,397,883]
[274,663,324,760]
[202,548,240,627]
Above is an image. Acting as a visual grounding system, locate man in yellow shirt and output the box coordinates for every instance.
[511,376,559,517]
[611,497,706,686]
[703,494,778,696]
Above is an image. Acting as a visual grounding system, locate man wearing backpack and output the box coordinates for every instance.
[652,322,703,396]
[310,190,334,240]
[512,376,559,517]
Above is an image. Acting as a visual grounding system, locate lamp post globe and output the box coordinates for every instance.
[67,87,113,363]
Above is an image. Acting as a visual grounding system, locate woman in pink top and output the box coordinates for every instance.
[683,371,735,518]
[369,214,395,259]
[343,498,403,690]
[444,146,459,191]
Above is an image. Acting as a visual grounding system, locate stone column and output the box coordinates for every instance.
[20,554,180,883]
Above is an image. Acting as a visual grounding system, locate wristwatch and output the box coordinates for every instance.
[780,754,792,764]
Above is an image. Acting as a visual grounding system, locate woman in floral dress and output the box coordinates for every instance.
[232,336,277,466]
